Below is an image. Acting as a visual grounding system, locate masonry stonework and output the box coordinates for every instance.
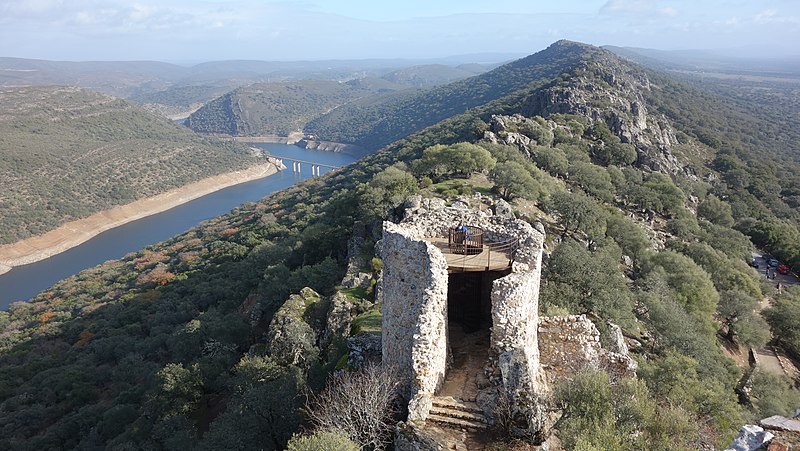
[380,196,549,429]
[538,315,637,385]
[380,221,449,420]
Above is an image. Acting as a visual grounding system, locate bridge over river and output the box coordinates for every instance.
[270,155,344,176]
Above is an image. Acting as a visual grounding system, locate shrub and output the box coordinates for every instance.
[306,364,400,450]
[286,430,359,451]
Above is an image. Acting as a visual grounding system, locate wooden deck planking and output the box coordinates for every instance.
[425,237,512,272]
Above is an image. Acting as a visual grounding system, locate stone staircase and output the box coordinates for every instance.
[428,396,489,431]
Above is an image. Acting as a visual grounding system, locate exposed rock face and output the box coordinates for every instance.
[347,332,382,368]
[492,198,514,220]
[484,55,688,176]
[725,424,774,451]
[266,287,322,369]
[380,197,549,436]
[538,315,637,384]
[296,138,364,155]
[322,222,375,348]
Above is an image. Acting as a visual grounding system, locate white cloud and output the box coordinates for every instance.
[754,8,799,25]
[600,0,679,17]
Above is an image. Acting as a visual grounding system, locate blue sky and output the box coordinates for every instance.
[0,0,797,62]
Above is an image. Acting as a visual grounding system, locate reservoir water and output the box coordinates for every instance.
[0,144,357,309]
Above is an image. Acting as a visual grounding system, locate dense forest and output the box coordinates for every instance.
[2,41,800,449]
[0,86,261,244]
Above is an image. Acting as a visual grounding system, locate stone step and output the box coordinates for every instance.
[427,413,489,430]
[430,405,487,423]
[432,397,482,414]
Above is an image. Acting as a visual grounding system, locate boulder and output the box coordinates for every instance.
[492,199,514,220]
[724,424,773,451]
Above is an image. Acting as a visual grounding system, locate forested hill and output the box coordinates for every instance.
[184,79,408,137]
[304,40,607,149]
[0,86,261,244]
[4,40,800,449]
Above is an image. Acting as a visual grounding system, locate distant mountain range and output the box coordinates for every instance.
[0,55,505,116]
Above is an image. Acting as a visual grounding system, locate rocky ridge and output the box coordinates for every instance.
[485,51,690,177]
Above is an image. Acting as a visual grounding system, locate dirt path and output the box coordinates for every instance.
[756,347,786,377]
[0,159,283,275]
[438,324,490,401]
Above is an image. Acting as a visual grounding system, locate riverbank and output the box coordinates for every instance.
[0,159,284,275]
[219,133,367,156]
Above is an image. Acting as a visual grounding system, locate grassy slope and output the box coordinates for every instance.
[0,86,261,244]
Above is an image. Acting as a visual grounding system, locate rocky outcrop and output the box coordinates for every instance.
[484,54,688,176]
[266,287,323,369]
[538,315,637,384]
[296,138,365,155]
[725,425,774,451]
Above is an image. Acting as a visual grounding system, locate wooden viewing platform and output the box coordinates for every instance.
[425,226,518,272]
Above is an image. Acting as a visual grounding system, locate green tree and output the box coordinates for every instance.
[359,165,418,220]
[411,142,496,181]
[490,160,540,200]
[202,356,304,451]
[545,190,607,241]
[637,350,741,446]
[716,290,769,347]
[698,195,735,227]
[553,370,697,451]
[568,161,615,202]
[749,370,800,419]
[153,363,204,417]
[541,239,634,327]
[595,142,637,166]
[518,117,554,146]
[641,251,719,321]
[764,287,800,356]
[287,430,359,451]
[605,213,650,262]
[532,146,569,176]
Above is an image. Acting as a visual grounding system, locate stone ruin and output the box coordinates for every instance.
[379,196,548,436]
[378,196,637,441]
[538,315,637,385]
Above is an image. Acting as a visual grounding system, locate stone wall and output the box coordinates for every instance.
[538,315,637,385]
[380,196,549,433]
[379,221,449,420]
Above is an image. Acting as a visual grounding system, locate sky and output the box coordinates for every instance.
[0,0,797,62]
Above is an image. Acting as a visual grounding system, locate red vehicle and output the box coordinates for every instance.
[778,264,790,275]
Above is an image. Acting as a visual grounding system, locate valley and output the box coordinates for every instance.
[2,37,800,450]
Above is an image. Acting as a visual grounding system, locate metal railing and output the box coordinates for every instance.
[439,226,519,272]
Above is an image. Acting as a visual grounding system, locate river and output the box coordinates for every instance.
[0,144,357,309]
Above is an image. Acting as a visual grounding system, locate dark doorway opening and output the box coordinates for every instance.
[439,270,508,402]
[448,272,484,333]
[447,270,508,333]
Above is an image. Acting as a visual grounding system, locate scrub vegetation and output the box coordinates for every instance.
[2,41,800,450]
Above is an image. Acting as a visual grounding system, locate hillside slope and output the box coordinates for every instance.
[2,41,800,450]
[184,79,409,136]
[0,86,261,244]
[305,40,606,149]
